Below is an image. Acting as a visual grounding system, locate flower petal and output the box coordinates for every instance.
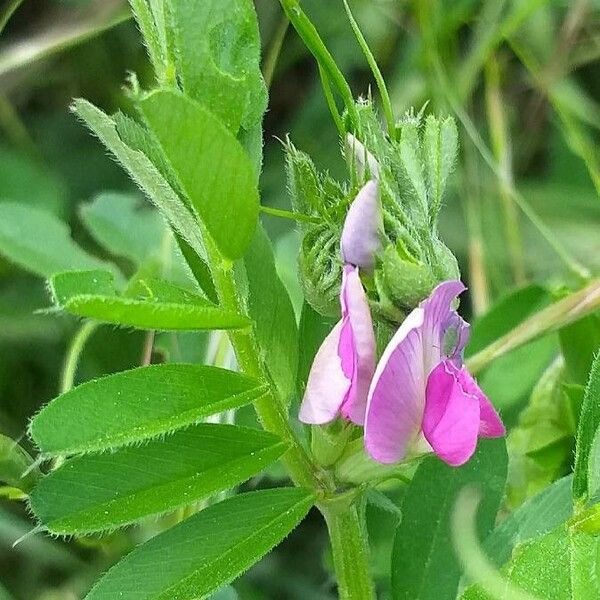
[340,181,382,272]
[364,307,426,463]
[420,280,467,373]
[346,133,380,180]
[339,265,376,424]
[422,361,480,467]
[452,367,505,438]
[298,320,351,424]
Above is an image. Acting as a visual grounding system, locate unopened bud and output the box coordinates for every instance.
[340,180,383,272]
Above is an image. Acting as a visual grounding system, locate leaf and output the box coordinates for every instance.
[559,313,600,385]
[0,202,113,278]
[80,192,165,265]
[587,426,600,501]
[71,99,207,262]
[0,582,14,600]
[296,301,336,398]
[573,350,600,501]
[165,0,267,134]
[391,439,508,600]
[423,115,458,217]
[462,524,600,600]
[483,475,573,568]
[399,124,428,215]
[84,488,314,600]
[30,424,286,534]
[49,270,249,331]
[0,433,41,493]
[30,364,268,456]
[468,285,556,413]
[140,90,259,260]
[129,0,166,78]
[175,234,218,303]
[244,225,298,403]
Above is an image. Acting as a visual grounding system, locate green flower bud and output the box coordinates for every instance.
[298,224,342,317]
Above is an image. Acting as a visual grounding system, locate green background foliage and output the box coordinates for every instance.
[1,0,600,599]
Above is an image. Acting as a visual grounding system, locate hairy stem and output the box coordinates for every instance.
[203,235,324,491]
[322,502,376,600]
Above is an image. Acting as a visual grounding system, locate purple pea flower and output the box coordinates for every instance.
[364,280,505,467]
[299,181,380,425]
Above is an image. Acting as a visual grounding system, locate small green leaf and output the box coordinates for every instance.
[165,0,267,134]
[30,364,268,456]
[140,90,259,260]
[71,99,207,262]
[244,225,298,403]
[80,193,165,265]
[30,424,286,534]
[573,350,600,501]
[50,270,248,331]
[84,488,314,600]
[0,433,41,493]
[423,115,458,218]
[392,439,508,600]
[399,124,427,215]
[0,202,114,278]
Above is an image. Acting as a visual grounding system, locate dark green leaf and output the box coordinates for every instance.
[0,202,114,278]
[84,488,314,600]
[30,364,268,456]
[30,424,286,534]
[559,313,600,385]
[175,234,218,303]
[392,439,508,600]
[296,301,336,398]
[140,90,259,260]
[0,433,40,493]
[165,0,267,134]
[573,350,600,501]
[50,270,249,331]
[244,225,298,403]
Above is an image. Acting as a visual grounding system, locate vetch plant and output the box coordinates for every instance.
[1,1,600,599]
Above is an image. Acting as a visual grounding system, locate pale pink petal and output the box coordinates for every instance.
[339,265,376,425]
[299,320,351,424]
[340,181,382,272]
[420,280,467,374]
[364,307,426,463]
[422,361,480,467]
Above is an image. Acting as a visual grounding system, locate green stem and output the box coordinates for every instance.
[322,502,376,600]
[262,13,289,88]
[259,204,319,224]
[203,236,324,491]
[60,321,99,393]
[0,0,25,35]
[278,0,359,131]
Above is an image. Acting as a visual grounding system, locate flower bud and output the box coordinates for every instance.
[340,180,382,272]
[346,133,380,180]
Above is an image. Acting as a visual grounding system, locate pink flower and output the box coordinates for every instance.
[299,181,381,425]
[364,280,505,467]
[299,264,376,425]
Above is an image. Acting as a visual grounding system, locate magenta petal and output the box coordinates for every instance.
[453,367,505,438]
[339,265,376,425]
[298,320,351,425]
[364,307,426,463]
[340,181,382,271]
[422,361,480,467]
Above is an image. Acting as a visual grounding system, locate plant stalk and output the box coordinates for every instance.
[322,502,376,600]
[203,235,324,492]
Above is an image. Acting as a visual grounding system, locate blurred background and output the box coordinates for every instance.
[0,0,599,597]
